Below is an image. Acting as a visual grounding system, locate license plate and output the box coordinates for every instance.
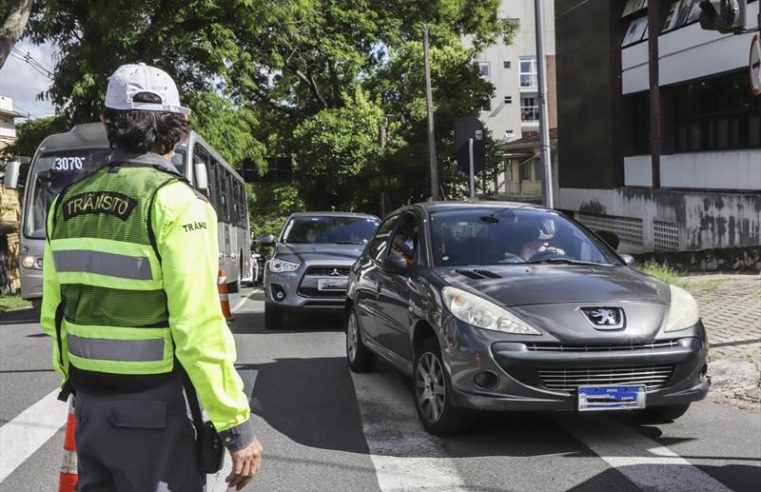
[317,278,348,291]
[578,385,646,411]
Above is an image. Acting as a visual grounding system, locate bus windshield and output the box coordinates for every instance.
[24,150,111,238]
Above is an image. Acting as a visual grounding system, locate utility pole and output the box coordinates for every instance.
[423,24,440,200]
[534,0,554,208]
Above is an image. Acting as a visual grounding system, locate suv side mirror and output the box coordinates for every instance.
[620,254,636,267]
[3,158,22,189]
[595,230,620,251]
[383,254,409,275]
[260,234,276,247]
[699,0,746,34]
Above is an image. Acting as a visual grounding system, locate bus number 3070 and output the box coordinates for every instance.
[54,157,84,171]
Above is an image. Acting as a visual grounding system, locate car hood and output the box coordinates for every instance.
[436,264,668,307]
[275,242,366,262]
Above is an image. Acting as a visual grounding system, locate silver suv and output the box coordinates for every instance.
[262,212,380,329]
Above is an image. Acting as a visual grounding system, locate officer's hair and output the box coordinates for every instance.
[101,108,188,155]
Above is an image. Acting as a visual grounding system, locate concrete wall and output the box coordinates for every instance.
[559,187,761,253]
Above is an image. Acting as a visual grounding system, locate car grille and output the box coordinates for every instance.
[526,339,681,352]
[537,365,674,392]
[305,266,351,277]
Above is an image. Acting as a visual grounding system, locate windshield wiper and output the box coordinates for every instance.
[334,240,365,245]
[527,257,610,266]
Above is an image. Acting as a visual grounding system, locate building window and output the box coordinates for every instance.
[505,130,515,141]
[481,98,491,112]
[672,69,761,152]
[504,96,513,104]
[503,61,511,69]
[520,161,532,180]
[478,63,490,79]
[521,96,539,121]
[662,0,702,33]
[519,57,537,88]
[622,17,648,47]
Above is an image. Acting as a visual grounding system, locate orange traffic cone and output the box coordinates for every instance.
[218,270,235,321]
[58,397,77,492]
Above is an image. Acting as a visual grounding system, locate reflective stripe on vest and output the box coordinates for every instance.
[67,335,164,361]
[53,250,153,280]
[64,320,174,375]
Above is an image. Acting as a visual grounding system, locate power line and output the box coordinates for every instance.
[11,46,54,73]
[9,48,54,80]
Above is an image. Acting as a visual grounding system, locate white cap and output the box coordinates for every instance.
[104,63,190,115]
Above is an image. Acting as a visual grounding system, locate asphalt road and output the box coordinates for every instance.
[1,286,760,491]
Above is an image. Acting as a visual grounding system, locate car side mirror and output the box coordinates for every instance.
[260,234,275,247]
[383,254,409,275]
[3,158,22,189]
[620,254,636,267]
[595,230,620,251]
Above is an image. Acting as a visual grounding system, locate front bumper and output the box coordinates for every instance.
[264,267,349,313]
[442,318,710,412]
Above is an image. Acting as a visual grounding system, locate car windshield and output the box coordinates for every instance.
[429,208,621,267]
[24,149,112,238]
[281,216,380,244]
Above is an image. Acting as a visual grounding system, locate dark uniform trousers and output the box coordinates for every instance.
[74,373,205,492]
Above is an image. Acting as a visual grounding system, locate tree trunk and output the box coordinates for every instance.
[0,0,34,69]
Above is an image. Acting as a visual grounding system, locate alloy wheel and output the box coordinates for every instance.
[347,313,359,362]
[415,352,446,423]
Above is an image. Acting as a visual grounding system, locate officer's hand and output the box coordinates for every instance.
[226,438,263,490]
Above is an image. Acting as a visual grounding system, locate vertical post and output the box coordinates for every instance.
[534,0,554,208]
[648,0,661,189]
[423,24,440,200]
[468,138,475,199]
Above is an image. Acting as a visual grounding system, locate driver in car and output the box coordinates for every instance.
[519,219,565,261]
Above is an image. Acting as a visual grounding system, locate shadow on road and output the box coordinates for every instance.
[0,307,40,325]
[230,311,344,335]
[239,357,371,456]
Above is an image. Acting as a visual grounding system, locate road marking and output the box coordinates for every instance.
[0,389,68,482]
[555,414,733,492]
[232,287,263,313]
[351,370,467,491]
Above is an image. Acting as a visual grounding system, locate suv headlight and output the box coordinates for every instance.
[269,258,300,273]
[22,255,43,270]
[442,287,541,335]
[664,285,700,332]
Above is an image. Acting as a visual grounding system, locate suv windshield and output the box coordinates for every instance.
[430,208,621,267]
[24,149,111,238]
[281,216,380,244]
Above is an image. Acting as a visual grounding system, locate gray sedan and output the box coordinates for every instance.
[262,212,380,329]
[346,202,709,435]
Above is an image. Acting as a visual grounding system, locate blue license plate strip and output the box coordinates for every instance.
[577,385,646,411]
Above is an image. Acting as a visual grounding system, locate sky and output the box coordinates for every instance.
[0,39,57,119]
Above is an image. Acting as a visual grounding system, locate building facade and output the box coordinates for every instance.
[555,0,761,253]
[0,96,25,153]
[473,0,557,200]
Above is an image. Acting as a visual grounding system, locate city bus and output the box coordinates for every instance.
[7,122,252,305]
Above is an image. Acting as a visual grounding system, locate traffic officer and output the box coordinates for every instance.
[40,63,262,491]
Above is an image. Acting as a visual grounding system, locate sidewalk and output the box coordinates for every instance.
[682,274,761,410]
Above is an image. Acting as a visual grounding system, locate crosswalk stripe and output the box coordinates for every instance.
[0,389,68,482]
[351,370,467,491]
[555,413,733,492]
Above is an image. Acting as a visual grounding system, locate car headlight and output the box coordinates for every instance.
[664,285,700,332]
[442,286,541,335]
[269,258,300,273]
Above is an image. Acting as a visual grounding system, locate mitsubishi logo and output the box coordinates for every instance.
[330,268,342,277]
[580,307,625,330]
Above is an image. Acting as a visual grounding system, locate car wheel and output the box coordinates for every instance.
[264,304,283,330]
[346,309,376,372]
[413,338,471,436]
[636,403,691,424]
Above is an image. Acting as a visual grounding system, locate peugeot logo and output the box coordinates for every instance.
[580,307,625,330]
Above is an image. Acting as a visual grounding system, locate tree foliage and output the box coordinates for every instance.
[0,0,33,68]
[19,0,511,220]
